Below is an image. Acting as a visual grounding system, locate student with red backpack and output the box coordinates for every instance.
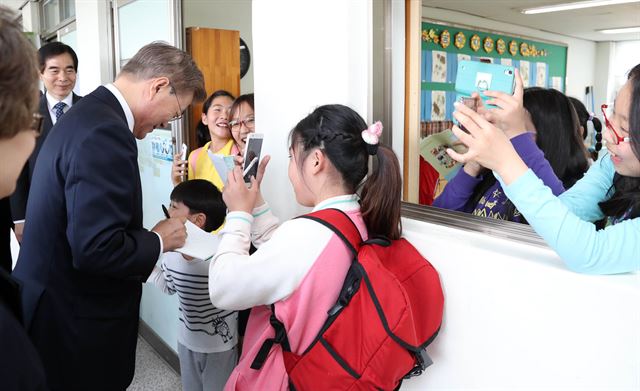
[209,104,443,390]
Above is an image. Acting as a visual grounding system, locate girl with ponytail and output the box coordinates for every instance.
[207,104,402,389]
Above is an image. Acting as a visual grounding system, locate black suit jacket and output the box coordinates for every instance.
[10,92,82,222]
[13,86,160,390]
[0,201,47,390]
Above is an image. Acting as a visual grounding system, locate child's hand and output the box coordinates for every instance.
[481,69,527,139]
[171,153,187,186]
[447,100,528,185]
[223,166,261,213]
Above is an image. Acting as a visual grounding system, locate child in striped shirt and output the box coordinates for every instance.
[147,179,238,391]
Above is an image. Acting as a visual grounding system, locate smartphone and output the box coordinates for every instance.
[242,133,263,182]
[455,60,515,107]
[180,143,187,161]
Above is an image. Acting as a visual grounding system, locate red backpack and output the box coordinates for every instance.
[250,208,445,390]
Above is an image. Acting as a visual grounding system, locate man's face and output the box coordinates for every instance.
[41,53,76,101]
[133,83,193,140]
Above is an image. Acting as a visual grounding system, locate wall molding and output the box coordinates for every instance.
[139,319,181,375]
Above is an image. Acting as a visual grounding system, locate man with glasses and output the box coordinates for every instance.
[11,42,83,243]
[14,42,206,390]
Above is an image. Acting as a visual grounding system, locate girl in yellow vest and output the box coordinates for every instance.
[172,90,235,190]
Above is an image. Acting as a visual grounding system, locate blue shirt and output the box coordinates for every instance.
[501,151,640,274]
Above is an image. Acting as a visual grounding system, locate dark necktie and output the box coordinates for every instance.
[53,102,67,121]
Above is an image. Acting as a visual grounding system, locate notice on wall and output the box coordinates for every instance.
[536,62,547,87]
[519,61,530,88]
[431,91,446,121]
[432,51,447,82]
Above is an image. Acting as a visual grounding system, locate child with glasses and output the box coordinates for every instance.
[433,72,589,223]
[147,179,238,391]
[171,90,236,190]
[228,93,255,154]
[447,63,640,274]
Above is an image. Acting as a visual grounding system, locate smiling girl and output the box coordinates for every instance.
[448,63,640,274]
[172,90,235,189]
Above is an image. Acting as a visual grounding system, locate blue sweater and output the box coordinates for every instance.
[501,151,640,274]
[433,132,565,222]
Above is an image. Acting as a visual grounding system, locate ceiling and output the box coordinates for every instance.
[423,0,640,42]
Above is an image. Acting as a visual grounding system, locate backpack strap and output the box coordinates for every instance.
[250,304,291,370]
[250,209,362,371]
[299,208,363,256]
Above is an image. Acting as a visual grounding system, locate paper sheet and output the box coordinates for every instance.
[420,129,468,179]
[174,220,220,261]
[207,151,235,184]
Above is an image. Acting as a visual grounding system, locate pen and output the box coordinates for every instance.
[162,204,170,219]
[242,157,258,177]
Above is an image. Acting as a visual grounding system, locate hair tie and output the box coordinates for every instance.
[588,112,595,121]
[362,121,383,155]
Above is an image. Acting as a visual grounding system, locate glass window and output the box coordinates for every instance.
[41,0,76,35]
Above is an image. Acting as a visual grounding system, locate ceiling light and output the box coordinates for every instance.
[598,26,640,34]
[521,0,640,15]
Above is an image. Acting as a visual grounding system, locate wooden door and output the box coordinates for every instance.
[186,27,240,150]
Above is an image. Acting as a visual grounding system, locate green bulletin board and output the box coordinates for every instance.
[421,21,567,122]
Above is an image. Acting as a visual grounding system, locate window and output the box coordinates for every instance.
[41,0,75,37]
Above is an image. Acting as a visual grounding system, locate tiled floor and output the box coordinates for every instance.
[128,337,182,391]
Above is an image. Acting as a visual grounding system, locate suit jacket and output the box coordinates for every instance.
[0,204,47,390]
[10,92,82,222]
[13,86,160,391]
[0,198,12,272]
[0,268,48,391]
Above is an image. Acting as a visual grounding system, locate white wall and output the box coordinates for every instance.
[595,42,615,110]
[421,6,597,101]
[75,0,113,94]
[400,218,640,390]
[182,0,253,94]
[391,0,405,173]
[253,0,372,220]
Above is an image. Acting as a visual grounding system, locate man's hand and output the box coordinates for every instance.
[152,217,187,252]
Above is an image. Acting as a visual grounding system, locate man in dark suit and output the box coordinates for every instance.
[14,42,206,390]
[0,5,48,390]
[10,42,82,242]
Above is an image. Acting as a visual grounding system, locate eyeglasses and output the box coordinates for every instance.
[601,103,630,145]
[229,117,255,131]
[169,82,183,121]
[30,113,44,136]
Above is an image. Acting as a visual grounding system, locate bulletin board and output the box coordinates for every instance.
[421,21,568,122]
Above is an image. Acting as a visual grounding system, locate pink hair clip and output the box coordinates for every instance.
[361,121,383,155]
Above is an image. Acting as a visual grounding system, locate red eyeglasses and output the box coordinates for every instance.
[601,104,630,145]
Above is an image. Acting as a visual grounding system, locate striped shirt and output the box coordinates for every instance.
[148,252,238,353]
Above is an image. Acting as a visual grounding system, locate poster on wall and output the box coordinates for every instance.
[432,51,447,82]
[519,61,530,87]
[552,76,563,91]
[457,54,471,62]
[501,58,512,66]
[536,62,547,87]
[431,91,446,120]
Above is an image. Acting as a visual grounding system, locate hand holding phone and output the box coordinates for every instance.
[242,133,264,182]
[455,60,515,108]
[480,68,528,137]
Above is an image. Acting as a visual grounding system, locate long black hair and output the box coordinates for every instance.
[569,96,603,156]
[196,90,235,148]
[289,104,402,239]
[469,87,589,221]
[599,63,640,221]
